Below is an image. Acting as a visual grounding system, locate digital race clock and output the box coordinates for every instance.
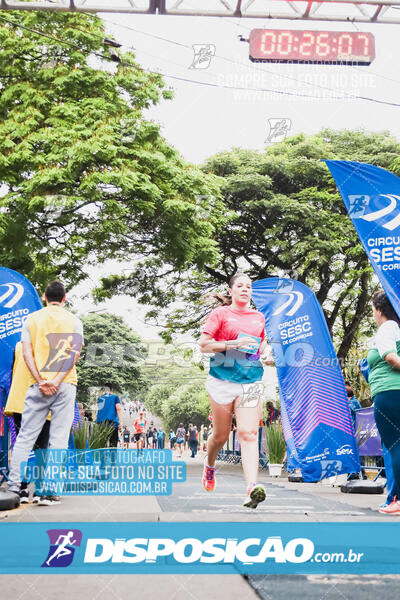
[249,29,375,65]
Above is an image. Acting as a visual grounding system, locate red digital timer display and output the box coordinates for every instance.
[249,29,375,65]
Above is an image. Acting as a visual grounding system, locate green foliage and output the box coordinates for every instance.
[159,382,210,432]
[76,312,149,404]
[72,421,115,449]
[142,345,207,418]
[145,383,178,420]
[266,424,286,464]
[1,10,393,370]
[0,10,220,290]
[343,343,373,407]
[103,129,398,360]
[141,345,207,386]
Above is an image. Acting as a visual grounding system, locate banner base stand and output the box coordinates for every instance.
[0,490,20,511]
[341,480,385,494]
[288,474,304,483]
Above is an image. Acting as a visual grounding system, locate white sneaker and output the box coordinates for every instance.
[243,483,266,509]
[37,495,61,506]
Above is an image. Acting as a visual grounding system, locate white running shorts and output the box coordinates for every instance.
[205,375,264,407]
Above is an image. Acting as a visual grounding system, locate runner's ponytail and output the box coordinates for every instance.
[206,274,247,306]
[212,292,232,306]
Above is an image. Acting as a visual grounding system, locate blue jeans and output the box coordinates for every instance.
[189,440,198,457]
[374,390,400,499]
[382,443,396,503]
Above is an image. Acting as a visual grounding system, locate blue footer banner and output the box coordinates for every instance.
[1,522,400,574]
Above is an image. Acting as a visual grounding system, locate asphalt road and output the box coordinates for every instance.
[158,459,374,519]
[247,573,400,600]
[2,405,400,599]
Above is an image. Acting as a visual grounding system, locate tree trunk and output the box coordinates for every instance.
[337,269,371,360]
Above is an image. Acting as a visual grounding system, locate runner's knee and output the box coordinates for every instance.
[210,432,228,446]
[237,428,258,443]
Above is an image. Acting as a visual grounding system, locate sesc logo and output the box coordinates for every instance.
[42,529,82,568]
[0,282,24,308]
[349,193,400,231]
[273,279,304,317]
[336,445,354,456]
[84,536,314,565]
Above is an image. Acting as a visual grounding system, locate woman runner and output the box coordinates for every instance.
[199,273,269,509]
[368,291,400,514]
[176,423,186,458]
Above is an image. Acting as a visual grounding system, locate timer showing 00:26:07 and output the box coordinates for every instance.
[249,29,375,65]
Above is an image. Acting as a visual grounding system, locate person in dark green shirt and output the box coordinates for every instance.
[367,291,400,514]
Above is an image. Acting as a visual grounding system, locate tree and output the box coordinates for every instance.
[142,348,206,386]
[145,383,178,420]
[76,312,148,405]
[97,129,400,360]
[343,343,372,407]
[160,383,210,432]
[0,10,221,290]
[143,348,207,418]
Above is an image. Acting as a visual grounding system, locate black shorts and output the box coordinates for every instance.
[134,433,144,442]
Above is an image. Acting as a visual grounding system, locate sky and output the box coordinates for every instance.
[96,12,400,164]
[70,10,399,347]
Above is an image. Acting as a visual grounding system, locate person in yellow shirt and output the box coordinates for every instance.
[4,342,50,503]
[7,281,83,506]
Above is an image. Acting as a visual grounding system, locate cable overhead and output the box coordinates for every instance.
[9,9,388,102]
[92,13,400,103]
[0,14,399,107]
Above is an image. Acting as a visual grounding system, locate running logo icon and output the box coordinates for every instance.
[273,279,303,317]
[41,529,82,568]
[239,382,265,408]
[0,282,24,308]
[348,194,400,231]
[189,44,216,69]
[41,333,83,373]
[265,118,291,143]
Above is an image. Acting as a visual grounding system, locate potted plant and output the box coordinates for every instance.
[72,421,115,450]
[266,424,286,476]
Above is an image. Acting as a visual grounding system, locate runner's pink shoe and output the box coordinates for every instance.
[379,497,400,514]
[202,460,216,492]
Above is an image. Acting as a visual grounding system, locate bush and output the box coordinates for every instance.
[72,421,115,449]
[266,424,286,464]
[161,383,210,431]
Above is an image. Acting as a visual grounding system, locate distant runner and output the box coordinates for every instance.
[122,426,131,449]
[133,411,147,450]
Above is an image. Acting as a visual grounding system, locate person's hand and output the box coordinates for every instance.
[260,354,274,366]
[234,337,259,351]
[39,380,58,396]
[40,383,57,396]
[260,348,274,366]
